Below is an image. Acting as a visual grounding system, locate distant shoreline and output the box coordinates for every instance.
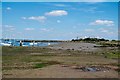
[19,40,67,42]
[1,39,68,42]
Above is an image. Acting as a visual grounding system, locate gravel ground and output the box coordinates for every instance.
[48,42,101,52]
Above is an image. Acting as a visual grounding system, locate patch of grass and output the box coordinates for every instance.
[46,61,61,65]
[33,61,61,68]
[34,63,48,68]
[104,52,119,59]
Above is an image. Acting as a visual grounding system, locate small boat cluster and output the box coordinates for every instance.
[0,39,52,47]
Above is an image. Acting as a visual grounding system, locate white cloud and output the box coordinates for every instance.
[21,17,27,20]
[4,25,14,28]
[81,36,89,39]
[73,26,77,29]
[6,7,11,10]
[54,4,68,7]
[45,10,68,16]
[81,7,97,13]
[40,28,53,32]
[40,28,50,32]
[101,29,108,33]
[85,29,94,32]
[25,28,35,31]
[22,16,46,22]
[57,20,61,23]
[87,7,97,13]
[28,16,46,22]
[80,6,104,13]
[99,28,114,34]
[82,0,106,2]
[90,19,114,26]
[95,36,101,39]
[3,25,15,31]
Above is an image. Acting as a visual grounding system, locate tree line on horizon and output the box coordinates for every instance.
[71,37,117,42]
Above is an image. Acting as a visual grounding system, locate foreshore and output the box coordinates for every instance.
[2,42,119,78]
[48,42,102,52]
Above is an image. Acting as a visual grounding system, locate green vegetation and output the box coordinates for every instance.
[34,61,61,68]
[104,52,119,59]
[71,37,120,47]
[72,37,109,42]
[34,63,48,68]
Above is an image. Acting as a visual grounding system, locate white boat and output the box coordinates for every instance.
[22,45,28,47]
[29,43,34,45]
[29,42,37,45]
[34,43,37,45]
[0,43,11,46]
[48,43,51,45]
[8,42,12,44]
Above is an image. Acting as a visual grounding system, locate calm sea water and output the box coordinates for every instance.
[0,39,60,47]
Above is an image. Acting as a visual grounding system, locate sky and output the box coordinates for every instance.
[2,2,118,40]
